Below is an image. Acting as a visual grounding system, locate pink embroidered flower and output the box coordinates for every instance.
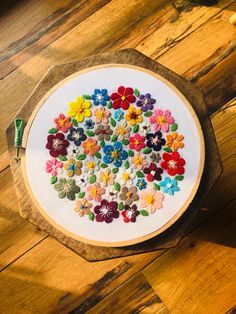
[128,134,145,151]
[87,183,105,202]
[94,199,119,223]
[140,187,164,214]
[45,158,63,176]
[149,109,174,132]
[93,105,111,124]
[54,114,72,133]
[45,133,69,157]
[82,138,100,157]
[131,153,148,170]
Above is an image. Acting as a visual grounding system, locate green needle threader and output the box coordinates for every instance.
[14,118,25,161]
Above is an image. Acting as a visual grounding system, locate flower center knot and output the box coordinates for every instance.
[121,95,126,101]
[156,116,166,124]
[168,160,177,169]
[146,195,154,204]
[112,150,119,159]
[52,139,62,149]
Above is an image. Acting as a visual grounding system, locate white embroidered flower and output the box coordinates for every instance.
[84,158,100,174]
[77,174,88,187]
[139,122,151,134]
[67,144,80,158]
[105,187,118,200]
[117,168,135,186]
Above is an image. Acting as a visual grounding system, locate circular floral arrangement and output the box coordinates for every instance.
[45,86,186,224]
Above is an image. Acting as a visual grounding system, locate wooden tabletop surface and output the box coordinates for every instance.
[0,0,235,313]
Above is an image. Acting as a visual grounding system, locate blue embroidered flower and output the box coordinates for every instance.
[84,119,95,129]
[136,178,147,190]
[103,142,128,167]
[159,177,180,196]
[114,109,124,121]
[91,89,110,106]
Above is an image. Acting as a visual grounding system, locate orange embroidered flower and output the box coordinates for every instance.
[54,114,72,133]
[166,132,184,151]
[82,138,100,157]
[87,183,105,202]
[75,198,92,217]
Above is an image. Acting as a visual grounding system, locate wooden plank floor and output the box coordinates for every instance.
[0,1,235,313]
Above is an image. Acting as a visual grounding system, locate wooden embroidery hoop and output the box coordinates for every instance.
[6,49,222,260]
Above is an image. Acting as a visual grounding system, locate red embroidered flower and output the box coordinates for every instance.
[46,133,69,157]
[129,134,145,151]
[54,114,72,133]
[121,204,140,223]
[110,86,136,110]
[143,162,163,182]
[160,152,185,176]
[94,199,119,223]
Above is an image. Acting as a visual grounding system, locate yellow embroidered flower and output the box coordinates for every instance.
[166,132,184,151]
[64,158,82,177]
[124,106,143,126]
[99,168,116,186]
[68,96,92,122]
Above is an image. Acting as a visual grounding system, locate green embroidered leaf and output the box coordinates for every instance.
[124,160,130,169]
[112,167,119,174]
[50,176,57,184]
[71,118,78,127]
[94,151,101,159]
[86,130,94,137]
[134,88,140,97]
[140,209,149,216]
[122,139,129,145]
[111,135,118,142]
[175,175,184,181]
[89,175,96,184]
[114,182,121,192]
[128,150,134,157]
[100,163,108,168]
[83,94,91,100]
[106,101,112,109]
[77,191,85,199]
[58,155,67,161]
[133,124,139,133]
[88,212,94,221]
[100,139,105,148]
[48,128,58,134]
[144,111,153,117]
[163,147,172,153]
[171,123,178,131]
[142,147,152,154]
[76,154,86,160]
[153,183,160,191]
[118,202,124,211]
[136,171,145,178]
[110,117,116,127]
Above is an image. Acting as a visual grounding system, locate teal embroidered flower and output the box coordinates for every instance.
[159,177,180,196]
[114,109,124,121]
[103,142,128,167]
[54,178,80,200]
[136,178,147,190]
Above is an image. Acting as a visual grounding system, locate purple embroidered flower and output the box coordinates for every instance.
[136,93,156,112]
[94,199,119,223]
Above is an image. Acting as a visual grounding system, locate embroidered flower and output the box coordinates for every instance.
[45,158,63,176]
[82,138,100,157]
[146,132,166,151]
[121,204,140,223]
[136,93,156,112]
[124,106,143,126]
[93,105,111,124]
[160,152,185,176]
[113,121,131,140]
[91,89,110,106]
[143,163,163,182]
[131,153,148,170]
[67,127,87,146]
[129,134,145,151]
[103,142,128,167]
[77,174,88,187]
[150,152,161,163]
[84,119,95,129]
[54,114,72,133]
[46,133,69,157]
[94,124,113,141]
[54,178,80,200]
[119,186,139,206]
[68,96,92,123]
[114,109,124,121]
[117,168,135,186]
[67,144,79,158]
[75,198,92,217]
[99,168,116,186]
[105,187,118,200]
[84,158,100,174]
[150,109,174,132]
[166,132,184,151]
[94,199,119,223]
[136,178,147,190]
[110,86,136,110]
[139,122,151,134]
[140,187,164,214]
[64,158,83,177]
[87,183,105,202]
[160,177,180,196]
